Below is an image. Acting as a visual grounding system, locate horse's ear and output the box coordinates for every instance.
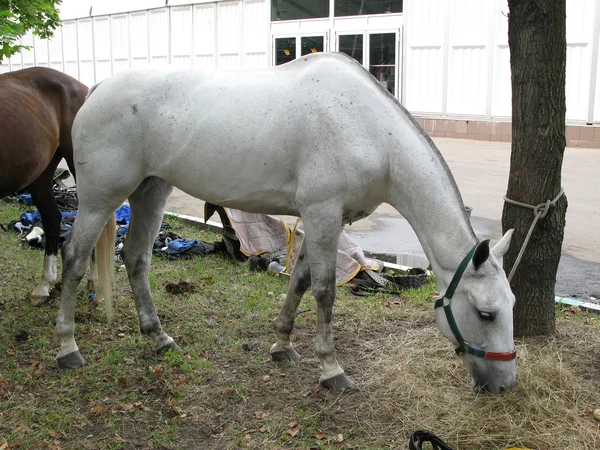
[491,229,514,260]
[472,239,490,271]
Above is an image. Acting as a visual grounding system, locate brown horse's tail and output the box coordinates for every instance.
[96,214,116,323]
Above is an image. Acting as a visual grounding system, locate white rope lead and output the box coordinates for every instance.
[503,189,565,282]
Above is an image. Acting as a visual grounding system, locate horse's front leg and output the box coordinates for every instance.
[270,239,310,362]
[303,206,353,390]
[28,158,61,305]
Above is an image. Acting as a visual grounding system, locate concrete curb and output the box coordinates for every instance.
[164,210,599,314]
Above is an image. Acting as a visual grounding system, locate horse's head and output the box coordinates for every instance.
[434,230,516,394]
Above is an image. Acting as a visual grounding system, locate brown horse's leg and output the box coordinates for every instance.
[28,151,62,305]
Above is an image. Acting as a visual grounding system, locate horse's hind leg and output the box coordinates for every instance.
[270,239,310,362]
[57,204,121,367]
[302,204,353,390]
[28,152,62,305]
[121,177,177,353]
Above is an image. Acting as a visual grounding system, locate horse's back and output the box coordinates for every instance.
[0,67,88,195]
[73,53,392,214]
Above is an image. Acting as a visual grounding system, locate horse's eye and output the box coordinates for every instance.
[478,311,494,321]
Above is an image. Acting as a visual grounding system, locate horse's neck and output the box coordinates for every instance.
[386,132,477,292]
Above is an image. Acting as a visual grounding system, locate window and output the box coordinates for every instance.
[369,33,396,95]
[335,0,403,17]
[272,0,330,21]
[275,37,297,65]
[301,36,324,56]
[338,34,364,64]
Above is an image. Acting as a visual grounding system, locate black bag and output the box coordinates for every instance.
[409,430,455,450]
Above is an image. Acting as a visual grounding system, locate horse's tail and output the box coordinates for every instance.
[96,213,116,323]
[86,81,102,100]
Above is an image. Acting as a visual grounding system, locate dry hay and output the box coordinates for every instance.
[338,307,600,450]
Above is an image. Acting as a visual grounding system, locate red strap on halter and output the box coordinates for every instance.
[484,350,517,361]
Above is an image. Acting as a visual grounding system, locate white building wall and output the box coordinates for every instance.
[0,0,269,85]
[404,0,600,123]
[1,0,598,124]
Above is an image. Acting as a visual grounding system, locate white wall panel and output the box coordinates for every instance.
[194,4,216,68]
[243,0,268,68]
[565,0,595,121]
[171,6,193,66]
[111,14,130,73]
[129,11,149,66]
[149,8,169,65]
[8,50,22,72]
[490,0,510,118]
[34,36,50,67]
[62,20,79,79]
[446,0,493,116]
[218,1,241,68]
[48,26,64,72]
[93,16,112,82]
[77,19,95,85]
[21,33,36,69]
[404,0,446,113]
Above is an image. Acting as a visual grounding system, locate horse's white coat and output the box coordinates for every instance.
[58,53,516,392]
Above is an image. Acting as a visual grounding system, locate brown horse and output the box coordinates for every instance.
[0,67,88,304]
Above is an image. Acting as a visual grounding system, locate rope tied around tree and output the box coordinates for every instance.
[503,189,565,282]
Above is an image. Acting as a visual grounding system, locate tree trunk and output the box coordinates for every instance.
[503,0,568,336]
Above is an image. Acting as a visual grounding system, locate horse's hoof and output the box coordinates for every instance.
[31,294,49,306]
[320,372,354,391]
[156,341,183,355]
[270,346,301,362]
[57,350,86,368]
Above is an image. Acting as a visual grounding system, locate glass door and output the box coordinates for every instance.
[369,32,397,96]
[337,33,365,65]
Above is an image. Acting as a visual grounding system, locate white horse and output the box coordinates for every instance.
[57,53,516,394]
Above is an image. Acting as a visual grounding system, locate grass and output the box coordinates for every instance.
[0,199,599,449]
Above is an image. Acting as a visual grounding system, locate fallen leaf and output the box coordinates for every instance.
[263,375,271,382]
[259,426,271,433]
[254,411,269,419]
[287,420,299,428]
[336,433,344,443]
[282,427,301,438]
[91,404,105,416]
[311,432,328,440]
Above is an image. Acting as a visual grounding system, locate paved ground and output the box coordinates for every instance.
[162,138,600,302]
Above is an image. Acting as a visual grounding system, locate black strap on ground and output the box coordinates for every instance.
[409,430,455,450]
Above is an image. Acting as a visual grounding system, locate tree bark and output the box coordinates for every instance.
[503,0,568,336]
